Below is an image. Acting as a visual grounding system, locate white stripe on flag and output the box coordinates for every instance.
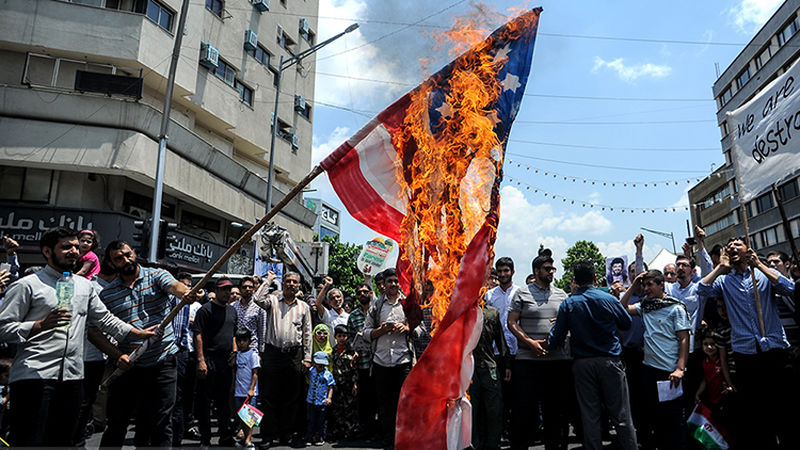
[355,123,407,215]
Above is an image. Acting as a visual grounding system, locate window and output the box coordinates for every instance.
[0,167,53,203]
[736,67,751,89]
[761,227,778,246]
[719,86,732,107]
[277,26,296,54]
[235,80,253,106]
[182,210,220,232]
[145,0,173,31]
[246,44,270,68]
[705,213,735,235]
[755,192,774,213]
[699,184,731,210]
[778,178,799,200]
[720,121,729,138]
[751,233,762,250]
[791,218,800,239]
[212,58,236,86]
[778,19,798,46]
[298,102,312,120]
[746,202,754,218]
[205,0,224,18]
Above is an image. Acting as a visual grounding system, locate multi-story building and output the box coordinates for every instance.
[690,0,800,257]
[303,197,340,240]
[0,0,320,273]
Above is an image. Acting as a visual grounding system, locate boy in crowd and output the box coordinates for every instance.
[307,351,335,446]
[621,270,690,449]
[232,328,260,449]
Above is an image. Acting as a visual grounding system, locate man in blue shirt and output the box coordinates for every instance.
[698,236,795,448]
[547,260,637,450]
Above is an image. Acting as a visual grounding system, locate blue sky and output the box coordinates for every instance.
[304,0,783,285]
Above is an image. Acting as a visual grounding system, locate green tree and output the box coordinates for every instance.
[321,235,364,299]
[554,240,606,291]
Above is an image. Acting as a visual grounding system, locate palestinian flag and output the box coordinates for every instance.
[687,403,730,450]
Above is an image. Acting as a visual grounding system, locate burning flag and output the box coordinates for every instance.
[320,8,542,450]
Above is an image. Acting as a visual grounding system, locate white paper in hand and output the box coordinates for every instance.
[657,380,683,402]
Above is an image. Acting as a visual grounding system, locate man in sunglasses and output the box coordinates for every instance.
[507,248,572,450]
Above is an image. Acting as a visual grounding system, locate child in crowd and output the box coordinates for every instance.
[312,324,333,371]
[694,328,734,425]
[75,230,100,279]
[231,329,260,449]
[307,351,335,446]
[328,324,358,440]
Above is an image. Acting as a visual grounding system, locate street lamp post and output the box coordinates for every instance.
[640,226,676,253]
[265,23,359,213]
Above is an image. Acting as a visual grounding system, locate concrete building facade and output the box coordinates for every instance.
[0,0,320,272]
[689,0,800,259]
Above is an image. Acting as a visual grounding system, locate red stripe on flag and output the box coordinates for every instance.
[325,141,405,242]
[395,214,496,450]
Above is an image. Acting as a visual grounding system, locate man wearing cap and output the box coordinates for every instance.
[193,276,239,446]
[254,271,313,448]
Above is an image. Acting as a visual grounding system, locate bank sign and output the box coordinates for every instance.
[0,205,251,273]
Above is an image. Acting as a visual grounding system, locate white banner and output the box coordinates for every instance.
[728,58,800,202]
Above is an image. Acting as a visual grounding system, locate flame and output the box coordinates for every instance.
[393,7,537,330]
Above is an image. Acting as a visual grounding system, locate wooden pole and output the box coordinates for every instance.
[103,165,325,385]
[772,184,800,265]
[739,203,766,338]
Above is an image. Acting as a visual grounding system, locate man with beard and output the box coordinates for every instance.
[254,271,312,448]
[484,257,519,439]
[363,268,423,450]
[233,276,267,353]
[97,240,194,447]
[348,281,379,440]
[508,248,571,450]
[0,228,155,446]
[699,237,796,448]
[193,276,239,446]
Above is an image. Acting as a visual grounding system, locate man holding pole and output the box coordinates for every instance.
[698,236,795,448]
[97,240,194,447]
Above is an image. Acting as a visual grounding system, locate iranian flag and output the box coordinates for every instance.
[687,403,730,450]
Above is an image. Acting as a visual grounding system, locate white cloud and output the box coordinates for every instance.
[560,210,612,235]
[592,57,672,82]
[311,126,351,166]
[314,0,410,109]
[495,186,618,284]
[728,0,783,34]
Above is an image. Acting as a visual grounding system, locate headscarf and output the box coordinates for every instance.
[312,323,333,371]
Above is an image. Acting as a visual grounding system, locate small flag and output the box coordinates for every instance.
[687,403,730,450]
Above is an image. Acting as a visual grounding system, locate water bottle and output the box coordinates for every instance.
[55,272,74,330]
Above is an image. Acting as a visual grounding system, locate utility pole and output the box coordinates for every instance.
[149,0,191,263]
[265,23,359,212]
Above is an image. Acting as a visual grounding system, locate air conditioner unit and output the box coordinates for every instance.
[199,43,219,68]
[294,95,306,111]
[291,134,299,149]
[244,29,258,51]
[299,18,309,37]
[251,0,269,12]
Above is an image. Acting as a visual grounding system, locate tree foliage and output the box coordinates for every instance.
[321,235,364,299]
[553,240,606,291]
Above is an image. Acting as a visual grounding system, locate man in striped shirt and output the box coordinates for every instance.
[254,271,312,447]
[97,241,194,447]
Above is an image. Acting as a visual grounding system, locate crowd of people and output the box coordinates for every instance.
[0,224,798,450]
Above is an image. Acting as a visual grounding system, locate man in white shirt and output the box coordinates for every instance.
[315,276,350,345]
[484,256,519,439]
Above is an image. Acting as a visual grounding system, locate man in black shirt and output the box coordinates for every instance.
[193,276,238,446]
